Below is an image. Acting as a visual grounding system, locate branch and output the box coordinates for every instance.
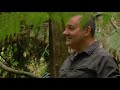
[0,55,41,78]
[110,19,117,29]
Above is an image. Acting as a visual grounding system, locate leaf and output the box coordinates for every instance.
[0,12,49,40]
[102,13,111,28]
[0,12,19,40]
[3,71,7,78]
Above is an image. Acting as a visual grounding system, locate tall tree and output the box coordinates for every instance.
[49,17,68,78]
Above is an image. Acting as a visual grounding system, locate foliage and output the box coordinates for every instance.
[49,12,96,27]
[0,12,19,40]
[0,12,120,77]
[0,12,49,78]
[0,12,49,40]
[95,12,120,50]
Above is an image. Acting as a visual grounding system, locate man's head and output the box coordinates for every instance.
[63,15,97,50]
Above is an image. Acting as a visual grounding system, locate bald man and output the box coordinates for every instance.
[59,15,120,78]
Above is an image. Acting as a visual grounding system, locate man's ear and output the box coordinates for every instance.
[84,26,91,36]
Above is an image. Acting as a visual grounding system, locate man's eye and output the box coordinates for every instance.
[69,27,75,29]
[70,27,74,29]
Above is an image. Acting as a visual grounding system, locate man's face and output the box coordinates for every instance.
[63,16,85,49]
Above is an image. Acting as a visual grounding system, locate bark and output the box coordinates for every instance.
[49,17,68,78]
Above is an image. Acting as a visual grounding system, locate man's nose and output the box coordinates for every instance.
[63,29,69,35]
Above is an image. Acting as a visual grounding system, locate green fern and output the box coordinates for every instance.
[49,12,95,28]
[0,12,49,40]
[0,12,19,40]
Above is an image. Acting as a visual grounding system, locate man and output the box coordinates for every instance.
[59,14,120,78]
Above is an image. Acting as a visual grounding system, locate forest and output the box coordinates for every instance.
[0,12,120,78]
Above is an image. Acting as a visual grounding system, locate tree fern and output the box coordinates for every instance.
[0,13,19,40]
[49,12,95,27]
[0,12,49,40]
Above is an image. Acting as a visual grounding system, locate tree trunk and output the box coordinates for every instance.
[49,18,68,78]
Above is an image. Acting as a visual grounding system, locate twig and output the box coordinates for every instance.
[41,44,49,57]
[110,19,117,29]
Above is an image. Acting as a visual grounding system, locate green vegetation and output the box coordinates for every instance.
[0,12,120,78]
[0,12,49,78]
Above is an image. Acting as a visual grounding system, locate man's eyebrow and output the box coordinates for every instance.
[67,24,75,27]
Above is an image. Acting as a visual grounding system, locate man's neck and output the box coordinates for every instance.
[75,39,95,54]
